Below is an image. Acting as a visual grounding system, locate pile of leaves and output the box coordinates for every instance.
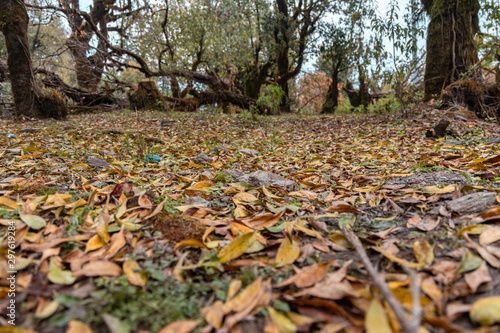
[2,109,500,333]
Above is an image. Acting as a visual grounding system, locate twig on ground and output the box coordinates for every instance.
[342,226,420,333]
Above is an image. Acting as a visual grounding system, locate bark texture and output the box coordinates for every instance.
[422,0,480,100]
[0,0,40,118]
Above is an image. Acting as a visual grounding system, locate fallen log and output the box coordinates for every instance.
[35,68,116,106]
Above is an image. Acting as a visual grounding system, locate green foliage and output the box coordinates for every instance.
[255,84,285,115]
[54,275,211,332]
[367,95,400,114]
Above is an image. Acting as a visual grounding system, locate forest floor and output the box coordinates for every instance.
[2,108,500,333]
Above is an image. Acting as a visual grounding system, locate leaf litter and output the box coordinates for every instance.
[2,111,500,332]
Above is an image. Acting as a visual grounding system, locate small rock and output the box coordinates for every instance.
[486,136,500,144]
[146,137,164,144]
[104,127,123,134]
[19,128,40,133]
[212,146,228,154]
[443,139,464,145]
[85,156,110,168]
[225,169,296,190]
[447,192,497,214]
[160,119,175,127]
[387,171,469,186]
[99,150,114,157]
[193,153,213,164]
[239,148,260,156]
[185,196,211,207]
[5,149,21,155]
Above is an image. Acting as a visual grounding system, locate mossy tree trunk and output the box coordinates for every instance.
[422,0,480,100]
[321,64,341,114]
[0,0,42,118]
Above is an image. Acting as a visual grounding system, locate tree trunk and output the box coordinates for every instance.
[275,0,291,113]
[64,0,108,92]
[321,70,340,114]
[0,0,42,118]
[422,0,480,100]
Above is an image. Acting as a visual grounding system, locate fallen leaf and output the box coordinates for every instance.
[276,236,300,267]
[218,232,257,264]
[365,298,392,333]
[123,259,146,287]
[19,213,46,230]
[470,296,500,326]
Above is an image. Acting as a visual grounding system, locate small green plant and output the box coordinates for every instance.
[255,84,285,115]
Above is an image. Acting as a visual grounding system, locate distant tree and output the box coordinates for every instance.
[318,0,377,113]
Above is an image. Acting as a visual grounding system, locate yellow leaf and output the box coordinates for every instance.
[158,320,199,333]
[414,239,434,266]
[267,307,297,333]
[35,300,59,319]
[276,237,300,267]
[48,259,76,285]
[186,181,213,191]
[422,185,456,194]
[223,277,263,313]
[470,296,500,326]
[85,234,105,252]
[202,300,224,329]
[70,163,90,170]
[365,298,392,333]
[175,239,208,250]
[123,259,146,287]
[67,320,93,333]
[232,191,258,204]
[0,197,19,210]
[218,232,257,264]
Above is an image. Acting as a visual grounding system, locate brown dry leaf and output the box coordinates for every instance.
[158,320,200,333]
[276,262,332,288]
[407,215,440,231]
[232,191,258,204]
[479,226,500,245]
[75,260,122,277]
[242,211,284,230]
[138,194,153,209]
[103,227,126,259]
[465,261,492,293]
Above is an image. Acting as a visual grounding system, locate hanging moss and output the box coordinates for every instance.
[128,80,166,111]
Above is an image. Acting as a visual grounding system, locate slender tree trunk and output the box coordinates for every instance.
[422,0,480,100]
[321,70,340,114]
[0,0,42,118]
[275,0,291,113]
